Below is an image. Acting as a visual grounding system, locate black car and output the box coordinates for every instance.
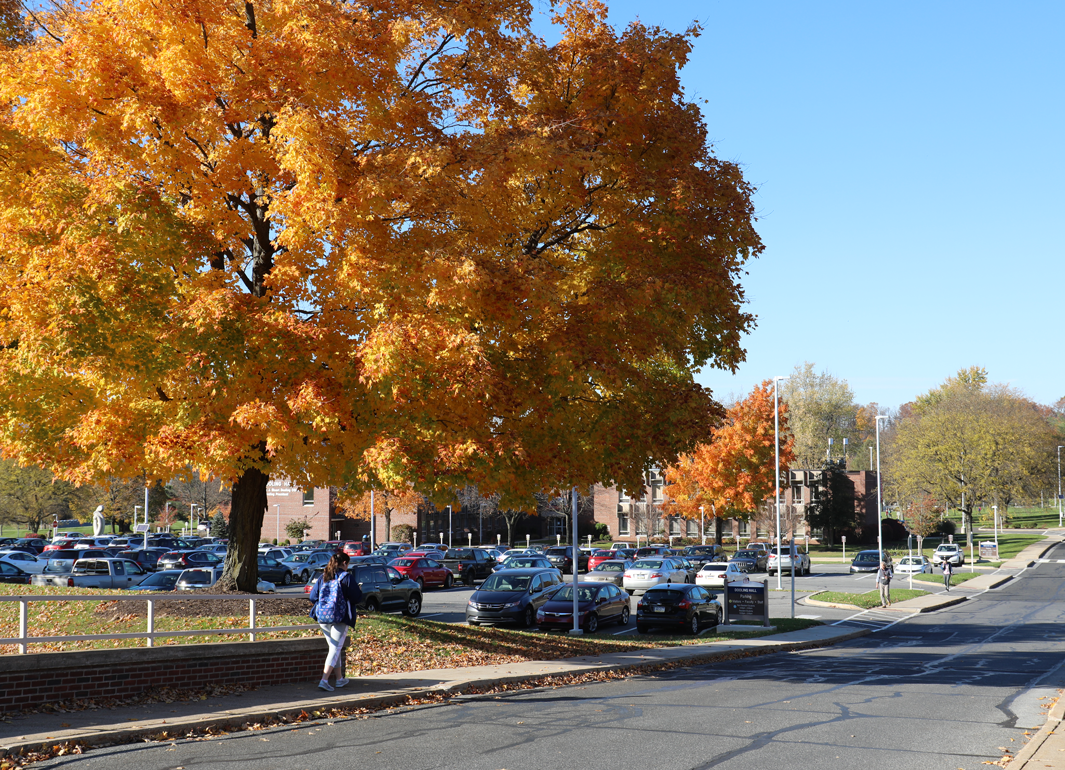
[465,568,564,627]
[119,548,170,572]
[492,555,553,573]
[0,561,31,583]
[305,562,422,616]
[157,550,224,571]
[536,582,630,632]
[729,549,768,573]
[636,583,722,635]
[850,550,883,574]
[543,546,589,574]
[256,554,294,585]
[682,545,727,570]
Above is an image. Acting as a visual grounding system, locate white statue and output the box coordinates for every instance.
[92,505,105,537]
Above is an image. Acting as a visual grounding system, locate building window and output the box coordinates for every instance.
[810,484,821,503]
[618,512,629,536]
[792,484,803,505]
[669,517,680,535]
[302,488,315,505]
[686,518,697,536]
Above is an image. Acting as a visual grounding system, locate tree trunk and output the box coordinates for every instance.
[963,508,973,547]
[714,517,723,544]
[384,508,392,542]
[219,464,268,592]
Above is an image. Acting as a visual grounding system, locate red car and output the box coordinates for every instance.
[587,549,619,571]
[388,556,454,589]
[43,539,78,552]
[341,540,372,557]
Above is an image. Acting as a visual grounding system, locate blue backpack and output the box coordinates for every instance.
[312,576,346,624]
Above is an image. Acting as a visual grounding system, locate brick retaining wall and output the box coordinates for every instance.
[0,638,327,712]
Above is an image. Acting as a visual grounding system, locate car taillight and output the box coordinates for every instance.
[649,572,663,578]
[677,600,691,609]
[67,577,74,587]
[624,572,633,578]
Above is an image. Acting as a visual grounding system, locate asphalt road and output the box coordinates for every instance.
[37,542,1065,770]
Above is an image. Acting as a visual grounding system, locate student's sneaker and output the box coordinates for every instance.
[334,678,349,688]
[318,679,334,692]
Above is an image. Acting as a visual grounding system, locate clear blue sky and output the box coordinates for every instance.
[581,1,1063,411]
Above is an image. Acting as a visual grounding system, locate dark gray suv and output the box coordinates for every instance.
[306,563,422,616]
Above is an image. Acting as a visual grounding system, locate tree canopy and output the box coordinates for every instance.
[780,362,862,468]
[0,0,761,589]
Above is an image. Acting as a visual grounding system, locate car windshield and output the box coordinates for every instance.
[553,585,599,602]
[392,558,416,567]
[684,547,715,555]
[631,560,662,569]
[646,589,686,601]
[288,554,309,563]
[446,549,475,559]
[593,563,624,572]
[43,559,75,573]
[734,550,757,558]
[701,564,727,572]
[854,553,879,563]
[480,574,532,592]
[900,557,920,564]
[141,572,180,588]
[180,571,214,585]
[505,558,541,568]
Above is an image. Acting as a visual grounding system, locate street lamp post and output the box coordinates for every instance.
[447,505,452,549]
[992,504,999,551]
[773,375,788,591]
[276,504,281,544]
[875,415,888,564]
[699,506,705,546]
[1058,446,1063,528]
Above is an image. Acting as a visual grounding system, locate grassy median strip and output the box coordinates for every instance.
[0,585,821,673]
[909,571,980,586]
[810,588,929,609]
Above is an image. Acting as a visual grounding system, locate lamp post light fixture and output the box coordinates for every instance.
[773,375,788,591]
[875,415,888,564]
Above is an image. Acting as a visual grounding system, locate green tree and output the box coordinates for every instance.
[903,496,941,557]
[805,460,859,546]
[210,511,229,539]
[391,524,414,544]
[781,363,861,469]
[888,369,1057,546]
[285,517,310,542]
[0,460,80,533]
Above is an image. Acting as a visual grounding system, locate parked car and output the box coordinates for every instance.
[374,542,413,558]
[258,547,292,562]
[634,546,672,559]
[696,561,747,589]
[305,562,423,616]
[256,554,294,585]
[493,555,554,573]
[896,555,933,574]
[729,549,768,573]
[586,549,620,571]
[465,568,564,627]
[388,556,454,589]
[341,540,372,557]
[64,558,150,589]
[440,548,497,585]
[767,546,811,576]
[43,539,78,552]
[129,569,184,591]
[543,546,588,574]
[117,548,170,572]
[282,551,333,582]
[175,567,223,590]
[160,550,226,571]
[850,550,885,574]
[0,561,31,584]
[932,544,964,566]
[0,551,44,574]
[681,545,727,570]
[536,582,630,632]
[636,583,722,635]
[622,558,689,595]
[581,559,633,587]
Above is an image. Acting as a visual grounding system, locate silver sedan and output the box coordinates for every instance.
[622,558,690,595]
[582,559,633,586]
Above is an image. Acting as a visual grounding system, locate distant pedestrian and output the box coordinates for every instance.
[876,559,893,607]
[308,551,362,691]
[942,559,953,591]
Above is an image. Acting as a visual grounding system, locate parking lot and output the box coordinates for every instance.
[278,561,954,631]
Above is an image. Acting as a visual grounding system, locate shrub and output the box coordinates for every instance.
[391,524,415,544]
[936,519,957,537]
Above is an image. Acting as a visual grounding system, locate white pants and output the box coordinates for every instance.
[318,623,349,670]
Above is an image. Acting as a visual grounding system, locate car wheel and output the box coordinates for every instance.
[416,577,424,590]
[301,569,310,583]
[403,593,422,617]
[523,606,535,628]
[364,597,381,613]
[281,571,291,586]
[584,613,599,633]
[444,574,453,589]
[620,605,630,624]
[715,609,722,627]
[636,623,649,634]
[689,614,701,635]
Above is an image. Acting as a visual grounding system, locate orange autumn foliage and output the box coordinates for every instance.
[0,0,761,589]
[664,380,795,524]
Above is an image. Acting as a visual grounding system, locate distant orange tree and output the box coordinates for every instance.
[664,381,795,541]
[0,1,761,590]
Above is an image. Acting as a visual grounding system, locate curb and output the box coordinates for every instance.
[0,628,870,757]
[1009,692,1064,768]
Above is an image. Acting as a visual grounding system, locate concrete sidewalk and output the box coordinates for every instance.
[0,624,868,759]
[1010,692,1065,768]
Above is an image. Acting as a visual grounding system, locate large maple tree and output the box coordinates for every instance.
[0,0,762,590]
[663,381,795,539]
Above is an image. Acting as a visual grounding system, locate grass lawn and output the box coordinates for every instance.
[0,585,821,675]
[910,571,980,586]
[811,588,929,609]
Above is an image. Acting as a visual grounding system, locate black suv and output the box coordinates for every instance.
[306,563,422,616]
[544,546,589,574]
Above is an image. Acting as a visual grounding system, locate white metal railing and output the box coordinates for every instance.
[0,594,319,654]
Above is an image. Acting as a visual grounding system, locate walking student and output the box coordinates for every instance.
[308,551,362,691]
[942,558,954,591]
[876,559,893,607]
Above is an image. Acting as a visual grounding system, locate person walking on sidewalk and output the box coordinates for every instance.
[942,559,954,591]
[309,551,362,692]
[876,559,893,607]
